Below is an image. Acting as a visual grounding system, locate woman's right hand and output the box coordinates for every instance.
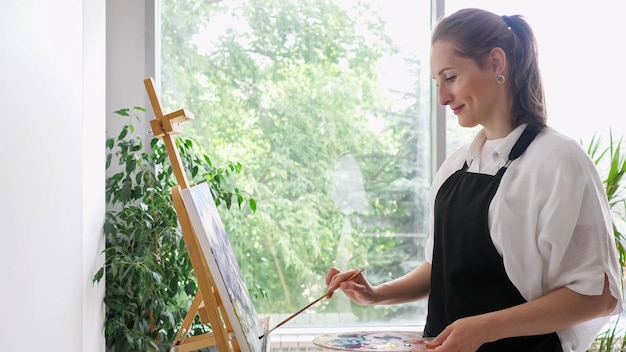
[325,267,376,305]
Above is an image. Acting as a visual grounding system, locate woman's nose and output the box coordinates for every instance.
[438,85,451,106]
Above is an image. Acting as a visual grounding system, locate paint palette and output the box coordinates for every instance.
[313,331,434,351]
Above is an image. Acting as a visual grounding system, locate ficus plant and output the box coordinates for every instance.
[93,106,257,352]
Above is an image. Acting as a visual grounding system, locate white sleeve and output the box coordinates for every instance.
[537,145,618,296]
[493,137,623,312]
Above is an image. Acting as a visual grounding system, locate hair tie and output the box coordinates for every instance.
[502,15,512,29]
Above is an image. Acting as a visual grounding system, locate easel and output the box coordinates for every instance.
[143,77,241,352]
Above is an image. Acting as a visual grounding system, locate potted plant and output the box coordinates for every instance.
[93,107,256,351]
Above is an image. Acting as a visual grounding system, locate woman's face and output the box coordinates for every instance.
[430,40,503,130]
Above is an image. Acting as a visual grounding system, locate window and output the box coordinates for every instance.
[160,0,432,328]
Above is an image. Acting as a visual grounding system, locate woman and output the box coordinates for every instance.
[325,8,623,352]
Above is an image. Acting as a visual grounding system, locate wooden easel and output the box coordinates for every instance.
[143,77,241,352]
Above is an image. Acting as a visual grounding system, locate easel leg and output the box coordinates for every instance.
[173,292,204,345]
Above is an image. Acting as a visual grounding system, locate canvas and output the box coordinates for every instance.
[181,182,266,352]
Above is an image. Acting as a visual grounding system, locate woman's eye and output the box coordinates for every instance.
[445,75,457,82]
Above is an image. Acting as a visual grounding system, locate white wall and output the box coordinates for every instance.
[107,0,157,148]
[0,1,106,351]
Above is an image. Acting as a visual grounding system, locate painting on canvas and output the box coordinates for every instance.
[181,182,266,352]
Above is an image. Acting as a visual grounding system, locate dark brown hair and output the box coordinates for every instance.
[432,8,547,132]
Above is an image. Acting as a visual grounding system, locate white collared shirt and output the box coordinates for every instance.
[424,124,624,352]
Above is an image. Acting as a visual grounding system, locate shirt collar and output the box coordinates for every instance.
[466,124,528,168]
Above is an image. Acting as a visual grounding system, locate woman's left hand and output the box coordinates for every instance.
[426,316,490,352]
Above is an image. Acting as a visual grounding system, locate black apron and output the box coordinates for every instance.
[424,127,563,351]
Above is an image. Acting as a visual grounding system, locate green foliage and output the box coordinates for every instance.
[160,0,430,322]
[586,132,626,268]
[94,107,255,351]
[586,132,626,351]
[590,317,626,352]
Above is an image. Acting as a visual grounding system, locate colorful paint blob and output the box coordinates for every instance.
[313,331,433,351]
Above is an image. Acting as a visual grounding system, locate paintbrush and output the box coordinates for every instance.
[258,268,365,339]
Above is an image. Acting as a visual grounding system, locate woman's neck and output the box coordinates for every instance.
[483,119,514,140]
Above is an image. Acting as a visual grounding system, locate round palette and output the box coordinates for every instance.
[313,331,434,351]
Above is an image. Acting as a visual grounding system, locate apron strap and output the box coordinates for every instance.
[508,126,539,161]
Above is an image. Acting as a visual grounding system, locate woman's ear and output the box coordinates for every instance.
[489,47,507,74]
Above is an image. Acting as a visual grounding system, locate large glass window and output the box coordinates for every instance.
[160,0,432,328]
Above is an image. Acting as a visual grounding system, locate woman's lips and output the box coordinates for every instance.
[451,105,464,115]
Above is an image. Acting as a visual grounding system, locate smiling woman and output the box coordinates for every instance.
[322,7,623,352]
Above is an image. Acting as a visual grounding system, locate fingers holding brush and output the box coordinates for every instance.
[324,267,342,298]
[325,268,371,303]
[260,267,367,339]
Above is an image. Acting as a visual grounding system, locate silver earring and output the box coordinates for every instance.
[495,74,506,84]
